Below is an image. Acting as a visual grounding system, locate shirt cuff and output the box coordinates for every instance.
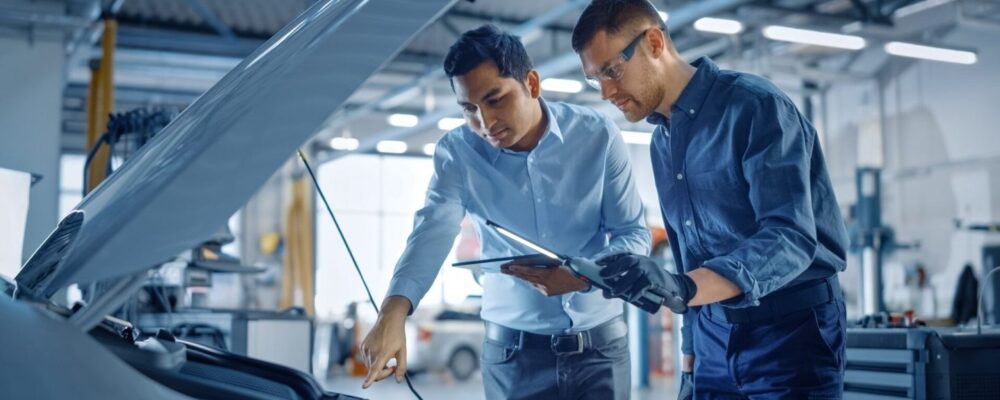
[579,250,622,294]
[700,255,762,308]
[681,309,695,355]
[591,248,626,262]
[385,277,426,315]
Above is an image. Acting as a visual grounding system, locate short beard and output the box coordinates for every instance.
[631,82,666,121]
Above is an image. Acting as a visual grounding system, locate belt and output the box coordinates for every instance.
[484,316,627,355]
[706,275,841,324]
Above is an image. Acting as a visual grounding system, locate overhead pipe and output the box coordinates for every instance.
[0,8,91,30]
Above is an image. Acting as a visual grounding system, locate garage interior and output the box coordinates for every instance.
[3,0,1000,399]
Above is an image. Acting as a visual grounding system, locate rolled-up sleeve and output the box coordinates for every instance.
[385,137,466,314]
[700,95,819,308]
[594,119,652,260]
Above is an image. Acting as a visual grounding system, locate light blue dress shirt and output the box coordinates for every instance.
[386,98,651,335]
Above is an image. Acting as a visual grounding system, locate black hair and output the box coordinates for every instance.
[571,0,665,53]
[443,24,533,90]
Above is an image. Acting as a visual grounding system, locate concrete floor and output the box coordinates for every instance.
[325,373,677,400]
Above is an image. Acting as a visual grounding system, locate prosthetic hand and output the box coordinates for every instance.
[596,253,696,314]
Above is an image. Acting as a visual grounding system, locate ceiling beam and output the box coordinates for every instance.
[182,0,237,40]
[318,0,754,162]
[445,9,575,33]
[316,0,592,135]
[116,25,263,57]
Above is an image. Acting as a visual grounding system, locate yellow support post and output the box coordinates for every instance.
[85,17,117,194]
[281,178,316,316]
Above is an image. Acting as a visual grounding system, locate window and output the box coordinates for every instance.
[59,154,85,219]
[314,154,482,319]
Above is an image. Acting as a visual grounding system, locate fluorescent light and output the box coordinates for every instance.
[387,113,419,128]
[658,11,669,22]
[422,143,436,156]
[621,130,652,145]
[437,117,465,130]
[762,25,866,50]
[541,78,584,93]
[694,17,744,34]
[884,41,977,65]
[329,137,359,151]
[521,29,544,45]
[841,21,863,33]
[376,140,408,154]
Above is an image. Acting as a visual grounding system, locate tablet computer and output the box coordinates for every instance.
[483,220,667,308]
[451,253,562,268]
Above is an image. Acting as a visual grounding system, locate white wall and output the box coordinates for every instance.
[822,24,1000,318]
[0,35,65,264]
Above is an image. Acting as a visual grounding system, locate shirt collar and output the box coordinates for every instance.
[541,97,564,143]
[645,56,719,126]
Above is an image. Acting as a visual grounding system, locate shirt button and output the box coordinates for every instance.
[685,219,693,227]
[689,109,695,115]
[676,173,683,180]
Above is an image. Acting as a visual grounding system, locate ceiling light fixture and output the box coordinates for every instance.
[376,140,408,154]
[329,137,359,151]
[437,117,465,130]
[387,113,419,128]
[762,25,866,50]
[884,41,977,64]
[693,17,744,35]
[541,78,584,93]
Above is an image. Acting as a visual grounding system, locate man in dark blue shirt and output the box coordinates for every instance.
[571,1,850,398]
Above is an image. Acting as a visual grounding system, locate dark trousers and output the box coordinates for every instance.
[481,321,631,400]
[693,299,847,399]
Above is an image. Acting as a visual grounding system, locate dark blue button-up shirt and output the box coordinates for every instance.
[648,58,849,353]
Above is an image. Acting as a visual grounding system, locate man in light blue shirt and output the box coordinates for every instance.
[360,25,650,400]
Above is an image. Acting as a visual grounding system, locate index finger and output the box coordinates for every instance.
[363,353,392,388]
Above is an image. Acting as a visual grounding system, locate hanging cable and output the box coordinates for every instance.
[296,150,423,400]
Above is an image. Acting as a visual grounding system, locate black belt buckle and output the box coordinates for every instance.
[551,332,585,355]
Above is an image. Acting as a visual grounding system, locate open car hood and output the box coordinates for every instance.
[16,0,456,300]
